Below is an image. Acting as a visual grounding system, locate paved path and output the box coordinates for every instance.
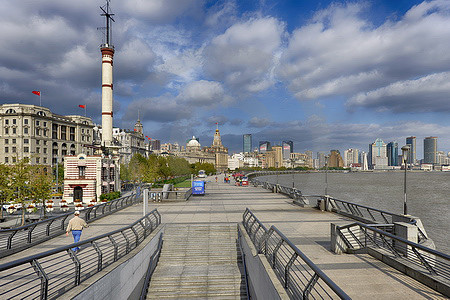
[151,175,445,299]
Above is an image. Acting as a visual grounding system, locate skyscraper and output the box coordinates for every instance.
[317,152,326,169]
[424,137,438,164]
[328,150,344,168]
[259,141,271,153]
[406,136,416,165]
[369,138,387,169]
[343,149,359,167]
[243,134,252,153]
[282,140,293,160]
[387,142,398,166]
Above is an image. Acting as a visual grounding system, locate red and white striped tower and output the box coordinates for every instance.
[100,1,115,148]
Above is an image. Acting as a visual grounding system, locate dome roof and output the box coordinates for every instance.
[187,136,201,147]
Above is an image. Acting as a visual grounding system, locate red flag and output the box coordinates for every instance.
[145,136,148,138]
[78,104,86,109]
[32,91,40,96]
[215,122,218,124]
[134,129,136,131]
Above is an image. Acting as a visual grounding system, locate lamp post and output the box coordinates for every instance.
[325,155,329,196]
[401,145,410,215]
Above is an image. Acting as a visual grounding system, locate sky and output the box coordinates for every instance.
[1,0,449,158]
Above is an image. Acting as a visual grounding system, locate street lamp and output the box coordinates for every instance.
[325,155,329,196]
[401,145,410,215]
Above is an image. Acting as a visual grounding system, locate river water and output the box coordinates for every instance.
[261,172,449,254]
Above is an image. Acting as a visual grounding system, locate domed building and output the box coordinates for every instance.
[186,136,201,152]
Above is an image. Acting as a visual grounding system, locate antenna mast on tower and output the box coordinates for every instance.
[100,0,115,47]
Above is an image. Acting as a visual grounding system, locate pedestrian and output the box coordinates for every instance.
[66,211,89,252]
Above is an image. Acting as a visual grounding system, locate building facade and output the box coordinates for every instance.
[369,138,388,169]
[406,136,416,165]
[259,141,271,153]
[387,142,398,166]
[328,150,344,168]
[0,104,94,165]
[243,134,252,153]
[423,137,438,165]
[282,141,293,160]
[343,149,359,167]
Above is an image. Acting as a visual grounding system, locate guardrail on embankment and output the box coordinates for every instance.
[149,188,192,202]
[242,208,350,299]
[0,208,161,299]
[335,222,450,297]
[0,192,142,258]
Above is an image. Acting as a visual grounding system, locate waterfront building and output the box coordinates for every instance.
[290,152,311,168]
[243,134,252,153]
[282,141,293,160]
[149,139,161,151]
[406,136,417,165]
[259,141,271,153]
[387,142,398,166]
[112,121,146,163]
[328,150,344,168]
[317,152,326,169]
[0,104,94,165]
[343,149,359,167]
[63,153,120,203]
[423,137,438,165]
[369,138,388,169]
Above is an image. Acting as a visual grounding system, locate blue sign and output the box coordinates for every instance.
[192,181,205,195]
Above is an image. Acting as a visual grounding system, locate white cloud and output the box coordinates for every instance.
[205,17,285,94]
[278,1,450,113]
[248,117,272,128]
[179,80,233,106]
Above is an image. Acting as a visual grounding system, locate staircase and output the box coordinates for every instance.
[146,224,247,299]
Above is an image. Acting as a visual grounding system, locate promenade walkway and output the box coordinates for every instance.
[151,175,445,299]
[1,176,446,299]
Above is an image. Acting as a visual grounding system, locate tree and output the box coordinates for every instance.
[0,164,13,219]
[30,166,53,218]
[8,158,34,226]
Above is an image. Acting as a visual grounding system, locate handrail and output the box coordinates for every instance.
[139,233,164,300]
[336,222,450,282]
[0,209,161,299]
[0,192,142,258]
[243,208,350,299]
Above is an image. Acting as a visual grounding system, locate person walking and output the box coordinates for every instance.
[66,211,89,252]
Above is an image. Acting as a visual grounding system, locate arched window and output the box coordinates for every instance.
[37,111,46,116]
[5,109,16,114]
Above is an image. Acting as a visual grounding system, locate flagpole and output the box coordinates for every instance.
[85,104,87,117]
[39,93,42,107]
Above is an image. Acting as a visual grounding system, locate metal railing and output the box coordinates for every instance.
[149,189,192,202]
[0,193,142,258]
[336,222,450,285]
[139,233,164,300]
[242,208,350,299]
[0,209,161,299]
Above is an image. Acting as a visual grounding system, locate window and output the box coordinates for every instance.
[24,127,28,134]
[5,109,16,114]
[43,158,47,164]
[24,139,29,144]
[82,129,85,133]
[5,157,8,163]
[12,157,16,163]
[36,157,40,164]
[43,141,47,145]
[36,120,40,126]
[12,139,16,144]
[5,128,8,134]
[13,119,16,125]
[52,124,58,139]
[4,139,8,144]
[78,166,86,178]
[82,136,85,141]
[5,147,8,153]
[36,140,40,145]
[12,147,16,153]
[43,122,47,127]
[36,147,40,154]
[24,119,28,125]
[37,111,46,116]
[5,120,9,125]
[24,147,29,153]
[35,128,40,135]
[43,129,48,137]
[12,128,16,134]
[43,148,47,154]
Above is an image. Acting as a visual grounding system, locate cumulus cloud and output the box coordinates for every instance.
[248,117,272,128]
[179,80,233,106]
[204,17,285,94]
[278,1,450,113]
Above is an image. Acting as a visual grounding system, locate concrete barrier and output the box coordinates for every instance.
[65,226,164,300]
[238,224,289,300]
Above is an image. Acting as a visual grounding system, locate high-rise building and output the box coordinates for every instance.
[369,138,387,169]
[406,136,416,165]
[259,141,271,153]
[243,134,252,153]
[317,152,326,169]
[343,149,359,167]
[387,142,398,166]
[149,139,161,151]
[328,150,344,168]
[282,141,293,160]
[423,137,438,165]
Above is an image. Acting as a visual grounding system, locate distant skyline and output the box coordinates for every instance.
[1,0,449,157]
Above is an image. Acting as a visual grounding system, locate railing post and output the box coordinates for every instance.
[272,238,284,267]
[28,224,37,244]
[303,273,319,299]
[109,236,118,262]
[92,241,103,271]
[7,230,18,249]
[122,231,130,254]
[31,259,49,300]
[60,215,69,231]
[285,253,298,288]
[46,219,55,236]
[68,249,81,286]
[131,226,139,248]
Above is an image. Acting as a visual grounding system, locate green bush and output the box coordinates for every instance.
[100,191,121,202]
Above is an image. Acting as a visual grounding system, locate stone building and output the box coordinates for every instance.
[0,104,94,165]
[204,128,229,172]
[63,153,120,203]
[328,150,344,168]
